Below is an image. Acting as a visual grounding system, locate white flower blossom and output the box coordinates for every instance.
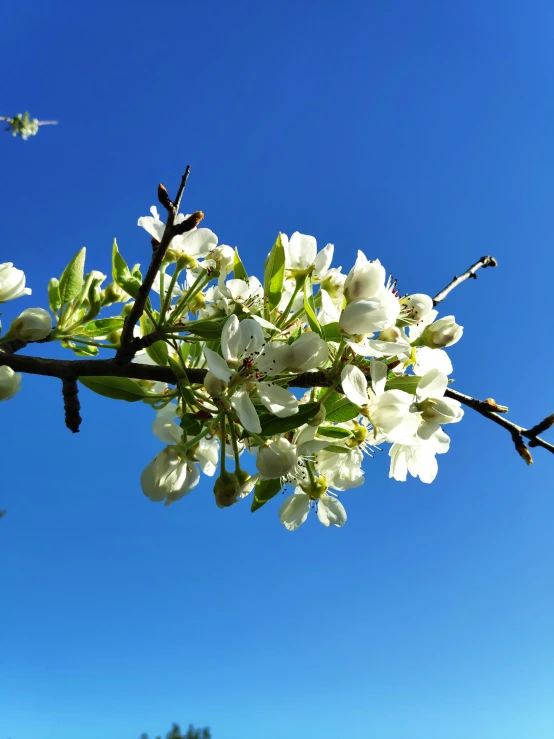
[0,263,31,302]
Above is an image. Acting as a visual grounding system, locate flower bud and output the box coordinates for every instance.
[287,332,329,372]
[140,446,198,504]
[256,438,297,479]
[378,326,403,343]
[102,281,129,306]
[204,370,227,398]
[419,316,463,348]
[418,397,464,425]
[214,471,240,508]
[0,263,31,302]
[340,291,400,336]
[344,253,386,303]
[10,308,52,341]
[0,366,22,401]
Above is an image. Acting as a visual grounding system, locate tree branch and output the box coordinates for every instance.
[116,167,194,362]
[432,255,498,306]
[0,353,333,390]
[445,387,554,462]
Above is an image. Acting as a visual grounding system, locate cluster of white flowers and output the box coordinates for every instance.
[0,204,466,531]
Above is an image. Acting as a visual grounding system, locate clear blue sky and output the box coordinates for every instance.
[1,2,554,738]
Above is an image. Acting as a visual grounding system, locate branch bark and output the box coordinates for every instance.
[433,255,498,305]
[0,353,332,389]
[446,387,554,461]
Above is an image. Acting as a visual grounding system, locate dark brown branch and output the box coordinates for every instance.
[446,388,554,461]
[0,353,334,389]
[433,256,498,306]
[116,167,193,362]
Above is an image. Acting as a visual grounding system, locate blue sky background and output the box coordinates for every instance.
[1,2,554,738]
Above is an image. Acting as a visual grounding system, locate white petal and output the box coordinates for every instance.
[204,348,232,381]
[237,318,265,359]
[257,382,298,417]
[288,232,317,270]
[317,495,347,527]
[370,359,387,396]
[222,315,241,362]
[279,491,311,531]
[413,347,453,377]
[340,365,369,407]
[174,228,218,257]
[231,390,261,433]
[417,369,448,401]
[257,343,291,375]
[314,243,334,275]
[152,410,182,445]
[138,215,165,242]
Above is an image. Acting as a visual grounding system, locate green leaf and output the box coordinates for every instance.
[323,392,360,423]
[48,278,61,313]
[79,376,147,402]
[183,318,227,340]
[385,375,421,395]
[180,413,203,436]
[264,233,285,311]
[233,248,248,281]
[287,326,302,345]
[77,317,124,337]
[317,426,353,439]
[303,276,322,337]
[320,322,342,343]
[321,444,351,454]
[167,355,187,381]
[139,314,169,366]
[59,247,86,304]
[260,401,321,436]
[112,239,141,299]
[71,343,99,357]
[251,478,282,512]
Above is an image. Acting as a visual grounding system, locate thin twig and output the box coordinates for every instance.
[432,256,498,306]
[116,167,193,362]
[446,387,554,461]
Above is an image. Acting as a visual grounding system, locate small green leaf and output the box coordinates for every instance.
[180,413,202,436]
[48,278,61,313]
[77,317,124,337]
[385,375,421,395]
[303,276,322,337]
[167,355,187,381]
[323,392,360,423]
[320,322,342,343]
[287,326,302,345]
[317,426,353,439]
[264,233,286,311]
[321,444,351,454]
[233,248,248,281]
[183,318,227,340]
[251,478,282,512]
[80,376,147,402]
[71,343,99,357]
[260,402,321,436]
[139,315,169,366]
[59,247,86,304]
[112,239,141,298]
